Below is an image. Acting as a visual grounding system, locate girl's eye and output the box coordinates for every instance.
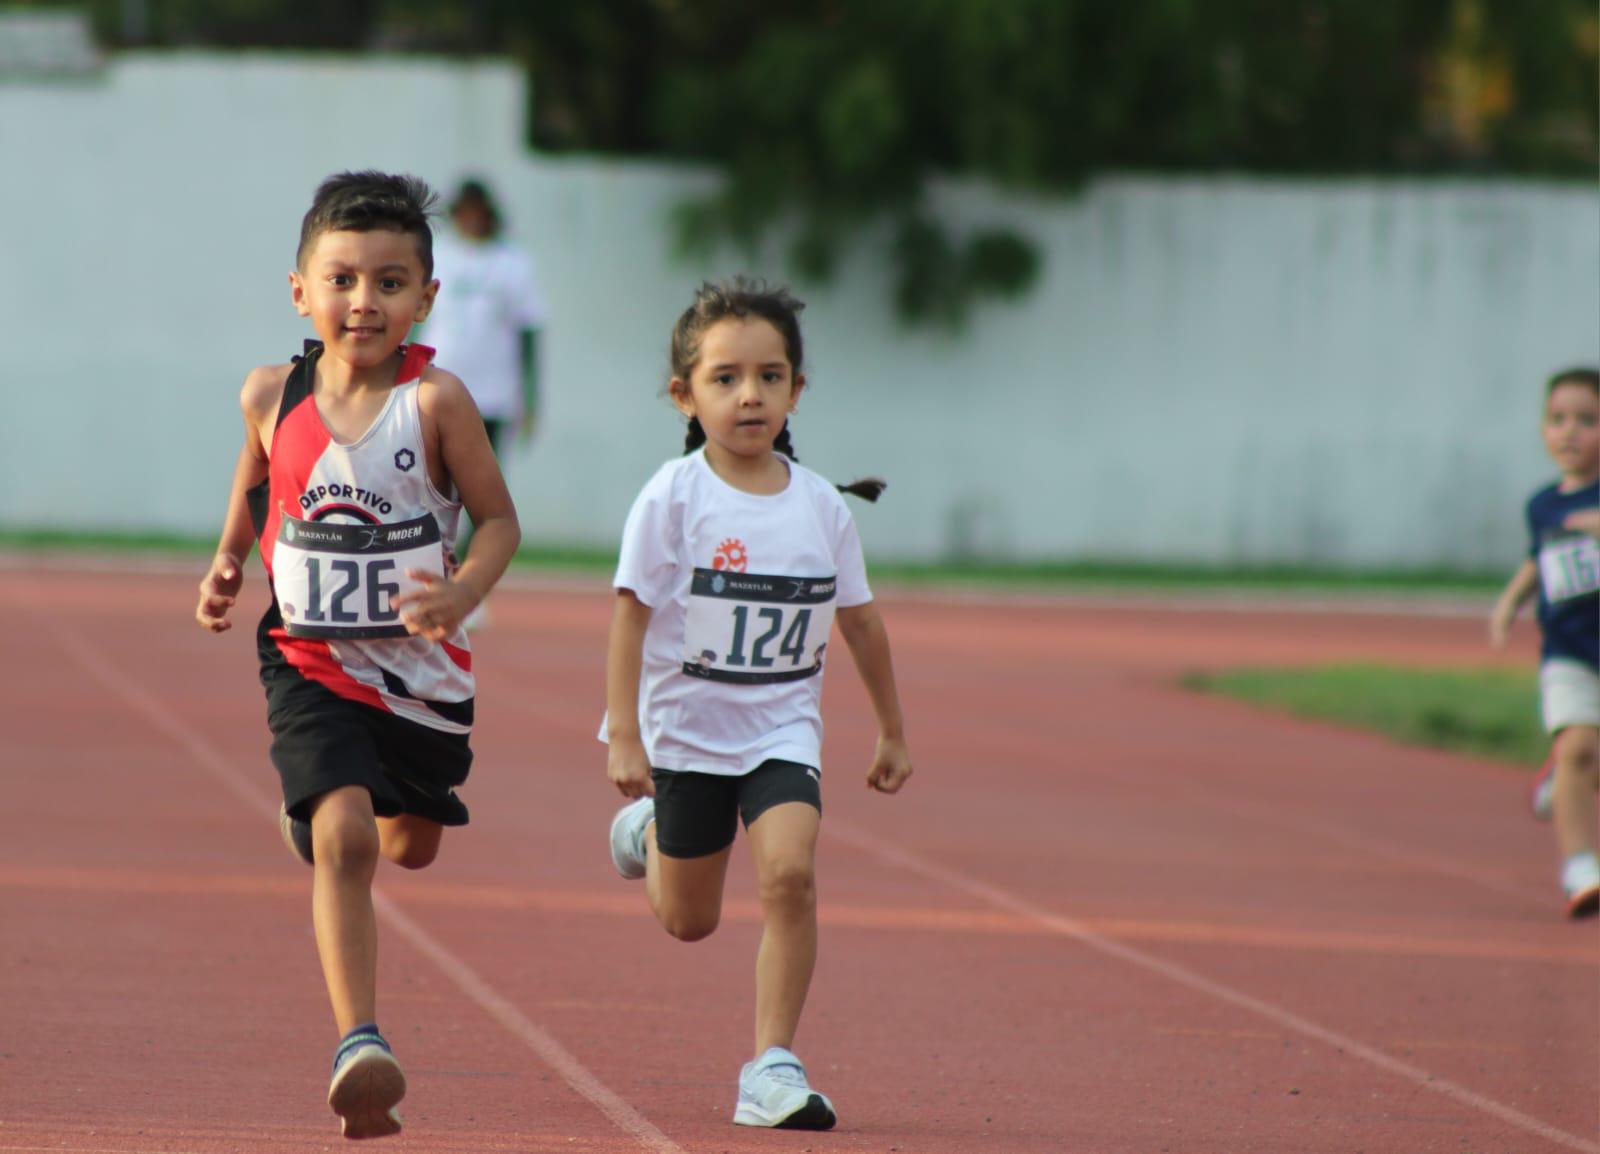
[712,373,735,386]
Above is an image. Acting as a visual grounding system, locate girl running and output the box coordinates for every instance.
[602,278,913,1130]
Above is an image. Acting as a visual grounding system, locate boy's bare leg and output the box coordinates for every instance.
[648,828,732,942]
[377,814,445,870]
[1553,725,1600,861]
[309,786,382,1035]
[746,802,820,1055]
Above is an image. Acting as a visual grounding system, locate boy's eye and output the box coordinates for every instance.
[329,275,352,287]
[381,278,403,291]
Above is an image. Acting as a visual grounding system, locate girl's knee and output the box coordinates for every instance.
[659,907,720,942]
[757,858,817,911]
[1555,727,1600,781]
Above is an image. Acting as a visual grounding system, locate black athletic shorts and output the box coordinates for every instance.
[650,759,821,859]
[262,662,472,827]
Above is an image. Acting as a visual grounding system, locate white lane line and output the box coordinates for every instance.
[825,819,1599,1154]
[55,625,684,1154]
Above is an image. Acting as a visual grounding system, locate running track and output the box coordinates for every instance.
[1,558,1595,1154]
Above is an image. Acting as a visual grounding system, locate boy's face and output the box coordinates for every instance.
[290,228,438,370]
[1543,382,1600,481]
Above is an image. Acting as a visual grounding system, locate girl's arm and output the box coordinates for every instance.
[1488,558,1540,649]
[606,590,655,798]
[195,374,275,633]
[836,601,913,793]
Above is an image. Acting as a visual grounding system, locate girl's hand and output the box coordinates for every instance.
[391,569,477,642]
[1487,603,1516,649]
[607,738,655,799]
[195,552,244,633]
[1563,509,1600,540]
[866,736,914,794]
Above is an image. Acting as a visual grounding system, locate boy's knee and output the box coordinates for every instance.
[384,837,440,870]
[1556,727,1600,779]
[311,810,381,871]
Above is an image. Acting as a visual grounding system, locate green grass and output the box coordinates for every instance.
[1184,664,1546,768]
[0,528,1503,595]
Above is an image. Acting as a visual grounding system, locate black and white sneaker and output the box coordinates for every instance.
[733,1047,836,1130]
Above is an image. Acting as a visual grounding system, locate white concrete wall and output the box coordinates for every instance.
[3,51,1596,568]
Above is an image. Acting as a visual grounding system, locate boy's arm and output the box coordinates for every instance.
[606,590,655,798]
[401,374,521,640]
[195,372,275,633]
[836,601,913,793]
[1488,558,1540,649]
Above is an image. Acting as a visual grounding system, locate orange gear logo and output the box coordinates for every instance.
[712,538,748,572]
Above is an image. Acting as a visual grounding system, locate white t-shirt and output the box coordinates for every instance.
[601,450,873,776]
[424,232,546,421]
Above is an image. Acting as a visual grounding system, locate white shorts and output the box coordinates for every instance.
[1540,658,1600,733]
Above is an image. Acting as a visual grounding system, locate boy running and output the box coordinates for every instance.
[194,171,520,1137]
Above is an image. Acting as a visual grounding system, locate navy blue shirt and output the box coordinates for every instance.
[1526,480,1600,669]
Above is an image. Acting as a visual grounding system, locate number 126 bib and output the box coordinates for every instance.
[274,512,445,639]
[681,569,836,684]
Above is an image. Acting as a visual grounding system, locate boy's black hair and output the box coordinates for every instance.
[670,277,884,502]
[1548,367,1600,396]
[297,171,439,278]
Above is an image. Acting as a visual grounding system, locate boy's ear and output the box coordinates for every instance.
[289,271,311,317]
[668,377,695,418]
[414,278,440,323]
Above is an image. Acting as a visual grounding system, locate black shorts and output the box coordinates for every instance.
[263,663,472,827]
[650,759,821,859]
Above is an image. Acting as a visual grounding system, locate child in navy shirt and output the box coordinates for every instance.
[1490,367,1600,918]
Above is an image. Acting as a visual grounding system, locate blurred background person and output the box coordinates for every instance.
[423,177,546,626]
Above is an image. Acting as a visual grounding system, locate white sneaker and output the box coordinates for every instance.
[733,1047,836,1130]
[1562,853,1600,919]
[1529,753,1555,821]
[608,797,653,880]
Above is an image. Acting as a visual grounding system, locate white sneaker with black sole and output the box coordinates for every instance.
[733,1046,836,1130]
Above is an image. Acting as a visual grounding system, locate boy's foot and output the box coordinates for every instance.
[1562,854,1600,919]
[1529,753,1555,821]
[328,1028,405,1139]
[279,803,314,866]
[608,796,654,880]
[733,1047,836,1130]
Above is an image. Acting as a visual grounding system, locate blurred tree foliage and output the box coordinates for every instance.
[40,0,1599,323]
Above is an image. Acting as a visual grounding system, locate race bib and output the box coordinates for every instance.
[274,512,445,639]
[1539,533,1600,604]
[681,569,836,684]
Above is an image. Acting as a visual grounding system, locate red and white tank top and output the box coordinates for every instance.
[252,341,474,733]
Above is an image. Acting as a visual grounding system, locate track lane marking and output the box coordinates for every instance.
[7,863,1595,967]
[53,625,684,1154]
[824,818,1600,1154]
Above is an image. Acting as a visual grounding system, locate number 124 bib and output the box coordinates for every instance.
[681,569,836,684]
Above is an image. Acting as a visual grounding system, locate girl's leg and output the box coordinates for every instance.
[647,823,733,942]
[1552,724,1600,862]
[308,786,383,1035]
[744,801,821,1055]
[377,814,445,870]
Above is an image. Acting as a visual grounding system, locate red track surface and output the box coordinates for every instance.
[2,561,1595,1153]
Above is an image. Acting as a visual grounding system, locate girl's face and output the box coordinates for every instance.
[672,317,804,462]
[1542,382,1600,482]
